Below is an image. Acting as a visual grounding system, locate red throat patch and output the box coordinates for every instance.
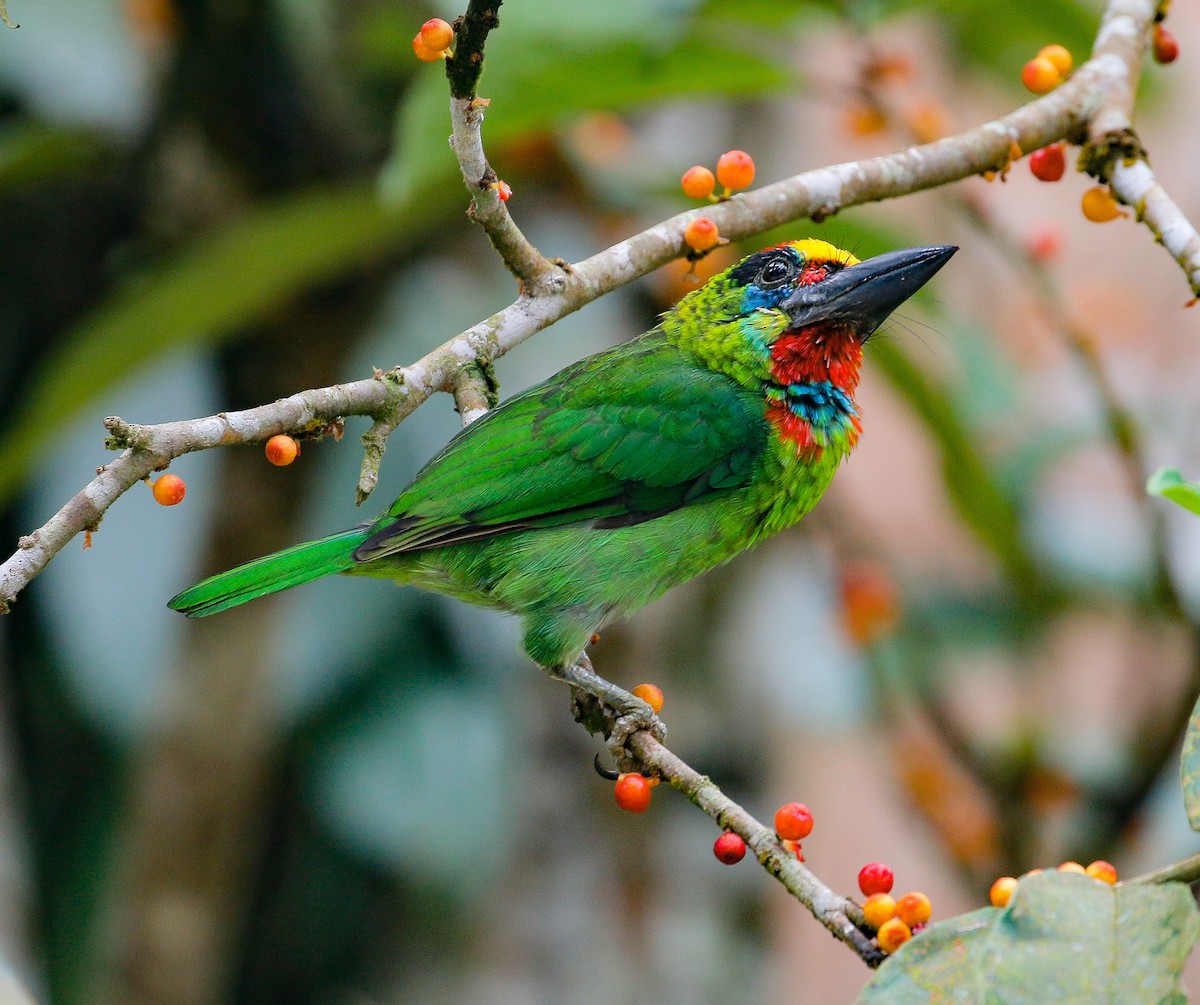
[769,325,863,392]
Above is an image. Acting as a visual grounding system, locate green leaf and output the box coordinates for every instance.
[858,873,1200,1004]
[1181,691,1200,830]
[0,181,449,506]
[1148,467,1200,517]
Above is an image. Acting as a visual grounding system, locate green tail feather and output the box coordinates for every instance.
[168,528,370,617]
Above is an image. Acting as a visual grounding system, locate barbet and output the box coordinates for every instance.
[170,239,954,682]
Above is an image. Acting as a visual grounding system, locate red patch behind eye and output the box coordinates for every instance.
[798,262,831,285]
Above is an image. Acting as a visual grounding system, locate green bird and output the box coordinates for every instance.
[170,239,954,682]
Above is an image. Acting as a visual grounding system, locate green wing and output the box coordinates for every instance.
[354,333,767,562]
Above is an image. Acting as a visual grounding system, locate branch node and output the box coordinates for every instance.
[17,533,38,550]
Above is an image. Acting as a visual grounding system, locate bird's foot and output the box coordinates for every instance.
[548,654,665,772]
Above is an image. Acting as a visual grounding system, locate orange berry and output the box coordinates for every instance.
[632,683,664,714]
[876,917,912,953]
[614,773,652,813]
[862,893,896,928]
[1028,143,1066,182]
[412,32,443,61]
[904,99,949,144]
[1021,56,1061,94]
[895,891,932,927]
[419,17,453,52]
[1153,25,1179,64]
[152,473,186,506]
[1036,44,1073,76]
[715,149,755,191]
[774,802,813,841]
[844,103,887,137]
[684,217,721,253]
[1081,186,1122,222]
[493,180,512,202]
[1057,861,1087,875]
[1086,860,1118,884]
[713,831,746,864]
[989,876,1018,907]
[265,434,300,466]
[858,861,895,897]
[681,165,716,200]
[840,562,899,645]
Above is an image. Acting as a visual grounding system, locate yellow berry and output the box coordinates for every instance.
[876,917,912,953]
[684,217,721,253]
[632,683,664,713]
[419,17,453,52]
[680,166,716,200]
[715,149,755,192]
[895,891,932,927]
[1058,861,1087,875]
[862,893,897,928]
[1021,56,1061,94]
[1086,860,1118,884]
[1081,185,1122,222]
[1037,44,1073,76]
[989,876,1018,907]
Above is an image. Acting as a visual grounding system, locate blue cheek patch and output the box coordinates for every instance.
[739,283,785,314]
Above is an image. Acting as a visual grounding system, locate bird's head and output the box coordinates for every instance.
[667,238,956,388]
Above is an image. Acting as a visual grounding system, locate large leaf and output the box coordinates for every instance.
[1182,691,1200,830]
[1148,467,1200,517]
[0,181,449,506]
[858,873,1200,1004]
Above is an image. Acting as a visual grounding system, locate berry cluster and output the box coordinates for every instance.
[149,433,304,508]
[855,861,931,954]
[412,17,453,62]
[1021,44,1073,95]
[679,151,756,254]
[989,859,1118,908]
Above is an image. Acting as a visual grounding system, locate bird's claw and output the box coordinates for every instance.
[606,699,665,772]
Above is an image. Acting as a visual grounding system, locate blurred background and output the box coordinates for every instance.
[1,0,1199,1002]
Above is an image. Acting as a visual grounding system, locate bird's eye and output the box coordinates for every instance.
[757,256,796,288]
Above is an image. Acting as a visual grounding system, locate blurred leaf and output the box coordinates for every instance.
[0,181,448,506]
[0,123,110,190]
[0,0,14,29]
[1148,467,1200,517]
[859,873,1200,1004]
[383,23,790,203]
[1181,692,1200,831]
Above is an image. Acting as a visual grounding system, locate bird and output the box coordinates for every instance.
[170,239,955,685]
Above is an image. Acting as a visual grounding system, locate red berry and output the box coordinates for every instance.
[493,180,513,202]
[715,150,755,191]
[773,802,813,841]
[614,773,652,813]
[632,683,664,714]
[419,17,453,52]
[1153,25,1178,64]
[412,32,443,61]
[713,831,746,864]
[265,434,300,466]
[684,217,720,253]
[681,165,716,200]
[1021,57,1061,94]
[858,861,895,897]
[152,473,186,506]
[1028,143,1066,182]
[1036,44,1073,76]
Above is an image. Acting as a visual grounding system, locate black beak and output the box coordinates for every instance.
[780,244,957,336]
